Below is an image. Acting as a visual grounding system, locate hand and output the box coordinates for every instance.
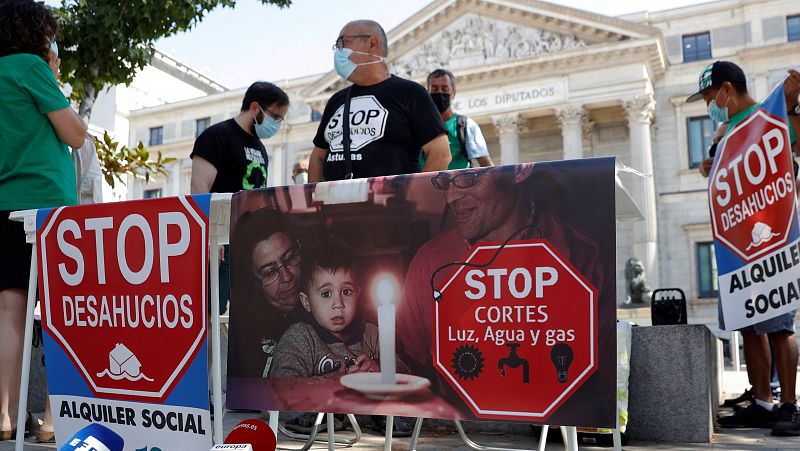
[218,246,225,263]
[345,354,379,374]
[47,50,61,80]
[783,69,800,110]
[699,158,713,177]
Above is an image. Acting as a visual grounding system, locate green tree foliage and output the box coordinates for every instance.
[55,0,291,117]
[52,0,290,187]
[94,132,176,189]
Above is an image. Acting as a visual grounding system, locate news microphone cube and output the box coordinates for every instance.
[58,423,124,451]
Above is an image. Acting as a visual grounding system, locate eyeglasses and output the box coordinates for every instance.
[259,106,284,124]
[333,34,371,51]
[431,171,485,191]
[254,246,302,287]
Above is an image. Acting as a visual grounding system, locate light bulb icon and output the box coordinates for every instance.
[550,343,573,384]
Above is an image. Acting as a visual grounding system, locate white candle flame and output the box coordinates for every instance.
[374,275,398,306]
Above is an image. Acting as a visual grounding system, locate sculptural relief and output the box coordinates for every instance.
[393,15,588,78]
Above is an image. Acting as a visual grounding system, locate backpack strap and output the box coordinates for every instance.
[342,87,354,179]
[456,114,469,160]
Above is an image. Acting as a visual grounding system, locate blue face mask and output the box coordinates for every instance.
[255,107,281,139]
[333,47,386,81]
[334,47,358,81]
[707,88,730,123]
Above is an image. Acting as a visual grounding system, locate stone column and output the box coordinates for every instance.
[168,160,182,196]
[555,105,587,160]
[623,94,659,290]
[491,114,524,165]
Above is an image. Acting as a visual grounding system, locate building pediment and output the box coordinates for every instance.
[392,14,590,79]
[303,0,665,105]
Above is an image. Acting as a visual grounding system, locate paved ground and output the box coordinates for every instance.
[3,419,800,450]
[4,370,800,450]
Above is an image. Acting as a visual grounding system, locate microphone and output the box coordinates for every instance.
[210,418,276,451]
[58,423,124,451]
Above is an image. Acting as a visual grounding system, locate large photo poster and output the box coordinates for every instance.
[36,195,212,450]
[226,158,617,427]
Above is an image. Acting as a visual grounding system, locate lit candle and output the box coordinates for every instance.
[375,275,397,384]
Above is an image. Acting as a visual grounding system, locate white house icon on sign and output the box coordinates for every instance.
[96,343,154,382]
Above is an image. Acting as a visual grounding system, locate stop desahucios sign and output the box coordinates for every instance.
[37,196,208,403]
[710,109,796,262]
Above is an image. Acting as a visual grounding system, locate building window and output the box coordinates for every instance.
[687,116,717,168]
[697,242,718,298]
[789,15,800,42]
[682,32,712,62]
[143,188,162,199]
[149,126,163,146]
[196,117,211,138]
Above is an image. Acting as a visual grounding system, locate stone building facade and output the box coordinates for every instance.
[127,0,800,326]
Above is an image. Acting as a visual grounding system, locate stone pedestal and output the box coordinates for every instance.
[627,324,719,443]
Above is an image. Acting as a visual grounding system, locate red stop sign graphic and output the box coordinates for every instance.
[37,196,208,402]
[434,240,597,421]
[710,110,796,262]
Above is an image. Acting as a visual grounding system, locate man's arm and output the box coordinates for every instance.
[190,156,217,194]
[475,156,494,167]
[308,146,327,182]
[420,134,451,172]
[784,69,800,111]
[464,118,494,167]
[790,115,800,157]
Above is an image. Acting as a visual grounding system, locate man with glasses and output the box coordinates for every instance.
[309,20,452,182]
[397,165,604,390]
[191,81,289,316]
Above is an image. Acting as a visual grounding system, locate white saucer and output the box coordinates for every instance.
[339,373,431,400]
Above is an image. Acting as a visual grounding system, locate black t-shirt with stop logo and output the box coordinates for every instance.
[190,118,269,193]
[313,75,446,180]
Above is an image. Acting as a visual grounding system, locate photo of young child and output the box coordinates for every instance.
[269,239,399,378]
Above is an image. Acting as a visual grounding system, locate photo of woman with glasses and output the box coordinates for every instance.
[228,207,305,378]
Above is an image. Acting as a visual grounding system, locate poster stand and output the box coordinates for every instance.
[13,160,641,450]
[276,413,361,450]
[9,208,38,451]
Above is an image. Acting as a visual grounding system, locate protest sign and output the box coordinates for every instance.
[37,195,212,449]
[226,159,617,427]
[709,84,800,330]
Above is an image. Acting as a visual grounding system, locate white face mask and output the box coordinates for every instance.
[293,171,308,185]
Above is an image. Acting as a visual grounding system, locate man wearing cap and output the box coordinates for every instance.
[687,60,800,435]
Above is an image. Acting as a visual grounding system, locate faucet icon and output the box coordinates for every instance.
[498,343,530,384]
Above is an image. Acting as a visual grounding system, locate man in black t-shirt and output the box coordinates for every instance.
[190,81,289,315]
[191,81,289,194]
[309,20,451,181]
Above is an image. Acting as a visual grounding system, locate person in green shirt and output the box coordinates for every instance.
[687,60,800,436]
[424,69,494,170]
[0,0,86,442]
